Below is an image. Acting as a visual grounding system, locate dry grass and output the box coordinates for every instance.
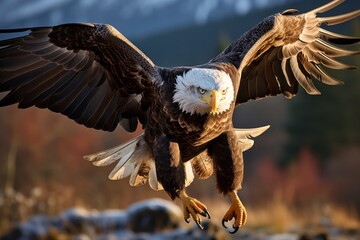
[202,190,360,236]
[1,186,359,237]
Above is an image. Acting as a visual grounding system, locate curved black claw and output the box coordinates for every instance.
[229,225,239,234]
[201,209,211,219]
[195,220,204,230]
[222,219,239,234]
[222,219,228,229]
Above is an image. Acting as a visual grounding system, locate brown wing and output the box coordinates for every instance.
[0,23,158,132]
[211,0,360,105]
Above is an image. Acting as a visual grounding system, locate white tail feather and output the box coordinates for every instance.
[129,148,154,186]
[84,125,269,190]
[184,161,194,187]
[129,160,144,186]
[84,137,139,166]
[234,125,270,151]
[84,134,162,189]
[149,160,163,190]
[109,151,137,180]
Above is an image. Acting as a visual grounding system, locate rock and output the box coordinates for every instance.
[126,198,183,233]
[57,208,127,234]
[0,207,127,240]
[0,215,51,240]
[265,233,298,240]
[191,220,231,240]
[299,232,328,240]
[0,198,230,239]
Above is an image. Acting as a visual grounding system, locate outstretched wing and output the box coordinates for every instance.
[0,23,158,132]
[210,0,360,104]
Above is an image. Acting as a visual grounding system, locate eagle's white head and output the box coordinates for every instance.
[173,68,234,115]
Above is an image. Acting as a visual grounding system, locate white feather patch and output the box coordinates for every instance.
[84,134,155,183]
[84,137,139,166]
[108,136,154,181]
[108,151,136,180]
[184,161,194,187]
[129,145,154,186]
[149,160,163,191]
[234,125,270,151]
[129,160,143,186]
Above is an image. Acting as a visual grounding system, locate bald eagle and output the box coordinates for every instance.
[0,0,359,233]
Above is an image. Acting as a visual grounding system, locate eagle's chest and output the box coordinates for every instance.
[164,108,233,146]
[146,78,234,146]
[191,114,232,145]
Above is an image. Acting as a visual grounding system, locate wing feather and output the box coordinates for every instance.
[0,23,158,132]
[210,0,359,104]
[319,28,360,44]
[18,66,66,108]
[290,55,320,95]
[319,10,360,26]
[309,38,360,57]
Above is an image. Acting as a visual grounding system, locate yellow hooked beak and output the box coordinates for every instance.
[200,90,219,114]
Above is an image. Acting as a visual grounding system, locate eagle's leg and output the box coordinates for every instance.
[177,189,211,229]
[153,134,209,229]
[208,131,246,234]
[222,190,247,233]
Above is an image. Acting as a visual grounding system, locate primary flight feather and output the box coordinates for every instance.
[0,0,359,233]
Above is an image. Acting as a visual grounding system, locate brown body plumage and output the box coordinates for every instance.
[0,0,359,233]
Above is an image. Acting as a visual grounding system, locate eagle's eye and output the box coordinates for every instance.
[222,88,228,95]
[198,87,206,95]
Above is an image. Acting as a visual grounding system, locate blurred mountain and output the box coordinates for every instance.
[0,0,297,38]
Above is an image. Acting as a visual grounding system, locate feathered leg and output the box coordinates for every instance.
[208,131,246,234]
[153,134,210,229]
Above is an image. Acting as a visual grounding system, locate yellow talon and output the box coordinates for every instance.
[222,190,247,234]
[178,190,211,229]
